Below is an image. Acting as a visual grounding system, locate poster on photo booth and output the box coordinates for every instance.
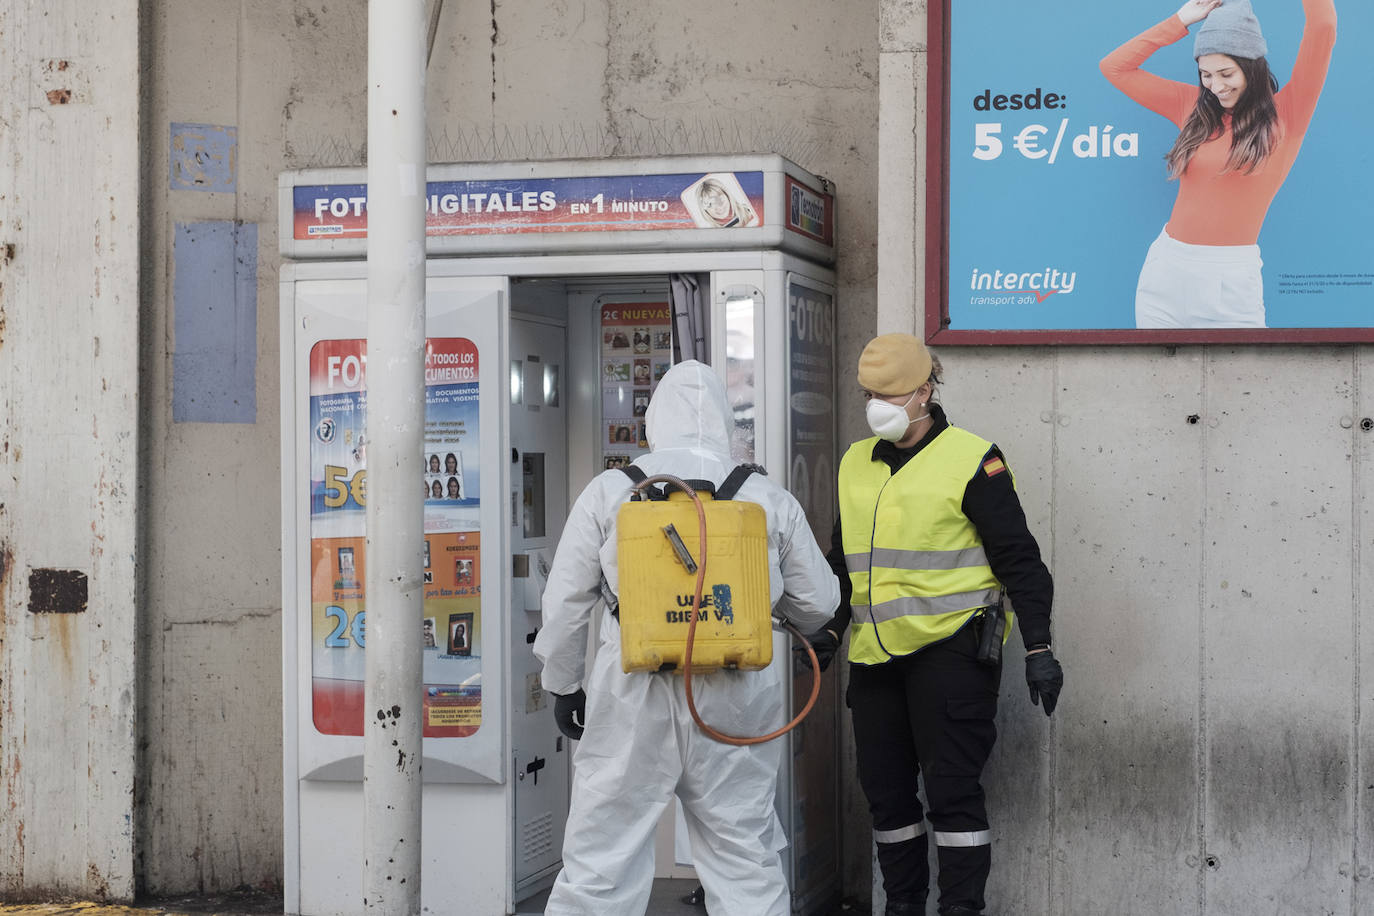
[934,0,1370,341]
[292,171,766,239]
[786,280,836,548]
[600,302,672,464]
[307,337,485,738]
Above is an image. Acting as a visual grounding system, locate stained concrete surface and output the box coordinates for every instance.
[0,878,858,915]
[0,885,283,916]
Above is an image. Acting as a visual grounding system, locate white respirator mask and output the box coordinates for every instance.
[865,392,927,442]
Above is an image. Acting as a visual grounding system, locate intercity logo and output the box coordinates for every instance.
[968,266,1076,305]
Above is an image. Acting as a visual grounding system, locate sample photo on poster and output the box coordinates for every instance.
[335,546,357,589]
[680,173,761,229]
[945,0,1364,334]
[448,612,473,656]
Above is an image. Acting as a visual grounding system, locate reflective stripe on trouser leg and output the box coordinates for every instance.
[874,823,929,906]
[875,822,927,844]
[934,829,990,847]
[930,822,990,913]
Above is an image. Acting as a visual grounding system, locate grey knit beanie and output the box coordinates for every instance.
[1194,0,1268,59]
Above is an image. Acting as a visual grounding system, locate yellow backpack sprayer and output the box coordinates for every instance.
[614,465,821,746]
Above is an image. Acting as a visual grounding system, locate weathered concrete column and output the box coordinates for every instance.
[363,1,428,911]
[876,0,927,337]
[873,2,928,912]
[0,0,141,902]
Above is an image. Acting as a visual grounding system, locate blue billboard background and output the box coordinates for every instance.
[948,1,1370,331]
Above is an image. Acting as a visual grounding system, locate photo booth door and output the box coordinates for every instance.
[508,313,571,898]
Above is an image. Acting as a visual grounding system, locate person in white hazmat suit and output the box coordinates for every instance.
[533,359,839,916]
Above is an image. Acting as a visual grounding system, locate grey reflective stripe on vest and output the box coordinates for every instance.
[934,829,991,847]
[874,822,927,844]
[872,545,990,571]
[844,545,989,574]
[852,588,1004,621]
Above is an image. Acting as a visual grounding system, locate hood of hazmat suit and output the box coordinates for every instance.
[533,359,838,916]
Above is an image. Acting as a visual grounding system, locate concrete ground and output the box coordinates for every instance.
[0,878,774,915]
[0,879,865,915]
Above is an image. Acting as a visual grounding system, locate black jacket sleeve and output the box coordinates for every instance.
[822,514,853,635]
[961,446,1054,647]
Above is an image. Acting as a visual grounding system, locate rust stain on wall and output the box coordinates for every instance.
[87,862,111,901]
[0,240,10,351]
[40,60,76,106]
[1,537,21,885]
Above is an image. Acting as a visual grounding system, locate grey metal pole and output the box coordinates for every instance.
[363,1,427,912]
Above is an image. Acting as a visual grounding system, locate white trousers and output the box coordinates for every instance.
[543,615,789,916]
[1134,227,1266,329]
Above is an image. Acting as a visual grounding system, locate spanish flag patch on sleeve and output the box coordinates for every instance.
[982,456,1006,477]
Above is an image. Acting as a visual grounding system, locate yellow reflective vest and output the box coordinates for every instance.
[839,427,1008,664]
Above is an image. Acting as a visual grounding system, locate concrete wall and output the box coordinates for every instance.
[0,0,141,902]
[135,0,292,897]
[936,346,1373,915]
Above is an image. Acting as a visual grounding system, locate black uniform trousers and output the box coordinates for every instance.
[846,620,1001,913]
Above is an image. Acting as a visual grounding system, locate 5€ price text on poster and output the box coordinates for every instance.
[970,87,1139,163]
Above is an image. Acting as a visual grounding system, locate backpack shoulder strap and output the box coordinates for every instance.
[715,462,766,501]
[619,463,665,500]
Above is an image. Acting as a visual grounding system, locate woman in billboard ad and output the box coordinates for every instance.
[1101,0,1337,328]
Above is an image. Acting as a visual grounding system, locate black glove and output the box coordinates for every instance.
[554,689,586,740]
[793,629,840,673]
[1025,648,1063,717]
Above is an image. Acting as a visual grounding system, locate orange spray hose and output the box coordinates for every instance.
[632,474,822,746]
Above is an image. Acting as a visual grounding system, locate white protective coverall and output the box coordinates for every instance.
[533,360,839,916]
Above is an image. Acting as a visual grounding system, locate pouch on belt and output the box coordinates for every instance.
[615,465,773,673]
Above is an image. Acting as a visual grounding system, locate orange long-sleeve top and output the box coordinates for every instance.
[1100,0,1336,246]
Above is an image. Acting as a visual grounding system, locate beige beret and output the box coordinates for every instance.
[857,333,932,396]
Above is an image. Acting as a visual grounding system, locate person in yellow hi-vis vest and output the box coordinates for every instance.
[534,360,839,916]
[800,333,1064,916]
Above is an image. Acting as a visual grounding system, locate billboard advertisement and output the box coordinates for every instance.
[930,0,1370,342]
